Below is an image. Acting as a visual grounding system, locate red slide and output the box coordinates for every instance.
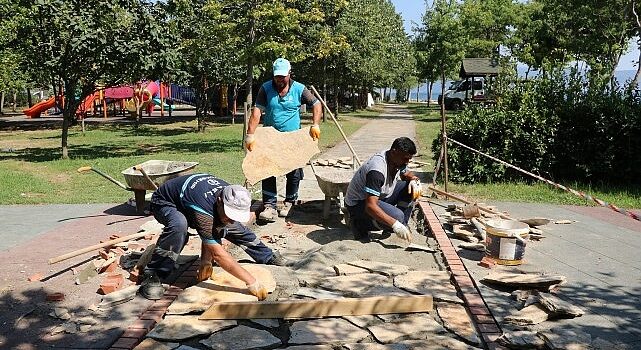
[23,97,56,118]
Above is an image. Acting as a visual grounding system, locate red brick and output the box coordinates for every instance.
[101,262,118,273]
[473,314,496,324]
[478,323,501,333]
[159,295,177,303]
[128,268,140,283]
[110,337,140,349]
[451,270,468,277]
[140,309,166,322]
[150,299,173,310]
[469,306,491,315]
[99,250,110,260]
[463,293,485,307]
[45,292,65,302]
[128,319,157,332]
[447,260,464,266]
[479,256,496,268]
[28,273,44,282]
[454,274,473,284]
[449,264,466,271]
[119,328,148,339]
[144,234,153,240]
[112,247,126,256]
[457,285,477,295]
[164,286,182,296]
[99,274,124,295]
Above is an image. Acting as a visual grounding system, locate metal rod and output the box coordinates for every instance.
[310,85,362,166]
[447,137,641,222]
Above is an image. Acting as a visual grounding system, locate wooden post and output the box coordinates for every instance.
[160,81,164,117]
[101,89,107,119]
[440,68,448,194]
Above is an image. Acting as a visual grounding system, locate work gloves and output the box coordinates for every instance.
[392,220,412,242]
[196,262,213,282]
[247,280,268,300]
[310,124,321,140]
[244,133,255,151]
[408,179,422,200]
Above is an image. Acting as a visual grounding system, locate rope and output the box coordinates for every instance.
[447,137,641,222]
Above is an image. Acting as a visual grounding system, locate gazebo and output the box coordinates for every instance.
[459,58,499,103]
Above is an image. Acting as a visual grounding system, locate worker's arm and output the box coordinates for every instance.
[364,195,397,228]
[204,243,268,299]
[311,101,322,125]
[247,106,262,135]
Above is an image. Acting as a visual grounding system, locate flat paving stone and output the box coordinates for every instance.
[346,260,410,277]
[436,302,480,345]
[393,270,462,303]
[133,338,177,350]
[146,315,236,341]
[318,274,389,297]
[200,325,281,349]
[288,318,369,344]
[367,313,446,343]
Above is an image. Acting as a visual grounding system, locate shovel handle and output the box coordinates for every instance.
[77,166,92,172]
[133,164,159,190]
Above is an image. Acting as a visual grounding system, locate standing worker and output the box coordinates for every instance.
[345,137,422,242]
[139,173,289,300]
[245,58,323,222]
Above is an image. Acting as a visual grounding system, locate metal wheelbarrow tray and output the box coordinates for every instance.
[79,160,198,213]
[311,164,354,219]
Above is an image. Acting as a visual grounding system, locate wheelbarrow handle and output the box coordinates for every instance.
[78,165,129,190]
[133,164,159,191]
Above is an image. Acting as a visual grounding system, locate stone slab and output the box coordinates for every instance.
[146,315,236,341]
[289,318,369,344]
[393,270,462,303]
[505,304,550,326]
[242,127,319,185]
[346,260,410,277]
[539,328,592,350]
[200,325,281,349]
[334,263,370,276]
[437,303,480,344]
[318,274,389,297]
[367,313,446,343]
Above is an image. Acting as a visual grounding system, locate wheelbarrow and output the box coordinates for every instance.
[78,160,199,213]
[310,162,354,220]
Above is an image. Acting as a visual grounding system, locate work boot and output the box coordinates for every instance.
[278,202,293,217]
[196,262,214,282]
[259,206,277,222]
[266,251,291,266]
[350,221,370,243]
[139,271,165,300]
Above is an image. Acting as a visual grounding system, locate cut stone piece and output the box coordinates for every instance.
[437,303,480,345]
[497,330,546,349]
[167,264,274,314]
[243,127,320,185]
[405,243,436,253]
[250,318,280,328]
[283,346,334,350]
[333,263,370,276]
[481,272,567,290]
[346,260,410,277]
[133,338,176,350]
[519,217,551,227]
[393,270,462,303]
[98,285,139,309]
[401,336,483,350]
[537,292,584,317]
[318,274,389,297]
[147,315,236,341]
[343,315,379,328]
[200,325,281,349]
[538,328,592,350]
[368,313,446,343]
[504,304,550,326]
[362,285,412,297]
[458,242,486,251]
[289,318,369,344]
[344,344,409,350]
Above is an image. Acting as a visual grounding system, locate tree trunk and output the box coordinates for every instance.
[383,87,387,102]
[12,92,17,112]
[416,84,420,102]
[322,60,327,123]
[232,83,238,123]
[61,81,80,159]
[631,2,641,91]
[27,88,32,107]
[428,81,433,106]
[0,91,4,115]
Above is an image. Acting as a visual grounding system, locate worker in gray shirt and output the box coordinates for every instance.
[345,137,422,242]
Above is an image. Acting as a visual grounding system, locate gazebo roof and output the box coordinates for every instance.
[459,58,499,78]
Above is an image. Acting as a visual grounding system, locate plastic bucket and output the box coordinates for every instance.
[484,219,530,265]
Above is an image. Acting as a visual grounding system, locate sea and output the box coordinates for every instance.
[394,69,639,102]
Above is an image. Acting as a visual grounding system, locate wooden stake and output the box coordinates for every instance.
[427,185,511,219]
[200,295,433,320]
[48,231,150,264]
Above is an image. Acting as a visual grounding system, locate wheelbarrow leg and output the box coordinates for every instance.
[134,190,147,214]
[323,195,331,220]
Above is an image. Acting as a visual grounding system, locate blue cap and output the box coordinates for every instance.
[273,58,291,76]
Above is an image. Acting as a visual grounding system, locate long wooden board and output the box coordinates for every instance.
[199,295,433,320]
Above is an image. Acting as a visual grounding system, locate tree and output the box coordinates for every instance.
[13,0,176,158]
[459,0,520,58]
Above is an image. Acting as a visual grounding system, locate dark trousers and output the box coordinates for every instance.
[347,181,415,234]
[262,168,304,208]
[145,204,274,278]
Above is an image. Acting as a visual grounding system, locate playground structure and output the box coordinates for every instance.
[23,81,184,119]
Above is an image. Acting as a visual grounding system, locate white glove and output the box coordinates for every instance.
[408,179,422,200]
[244,133,255,151]
[392,220,411,242]
[247,280,268,300]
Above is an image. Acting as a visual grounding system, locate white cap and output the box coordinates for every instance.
[222,185,251,223]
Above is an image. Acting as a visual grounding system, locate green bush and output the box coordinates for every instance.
[433,69,641,184]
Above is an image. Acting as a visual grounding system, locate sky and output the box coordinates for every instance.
[389,0,639,71]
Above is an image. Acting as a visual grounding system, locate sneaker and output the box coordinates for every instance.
[266,251,291,266]
[278,202,293,217]
[196,262,213,282]
[259,206,277,222]
[139,271,165,300]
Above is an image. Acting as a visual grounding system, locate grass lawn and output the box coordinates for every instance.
[407,102,641,209]
[0,111,375,204]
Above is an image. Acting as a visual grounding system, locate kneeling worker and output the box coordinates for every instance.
[345,137,422,242]
[140,173,288,300]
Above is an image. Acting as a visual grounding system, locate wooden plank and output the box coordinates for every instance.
[199,295,433,320]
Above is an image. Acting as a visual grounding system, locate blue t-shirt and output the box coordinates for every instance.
[255,80,319,132]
